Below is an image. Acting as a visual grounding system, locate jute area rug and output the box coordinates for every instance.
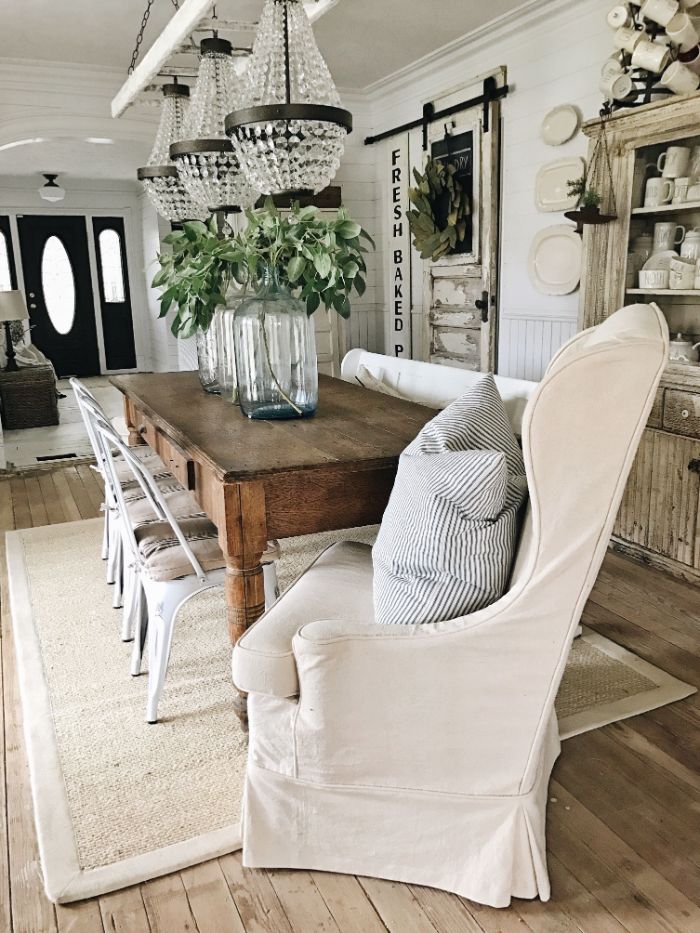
[7,518,695,903]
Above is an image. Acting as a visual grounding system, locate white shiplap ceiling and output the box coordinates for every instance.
[0,0,527,89]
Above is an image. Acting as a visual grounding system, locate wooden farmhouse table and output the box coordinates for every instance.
[111,372,434,720]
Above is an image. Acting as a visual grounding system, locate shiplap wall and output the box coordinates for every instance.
[365,0,613,380]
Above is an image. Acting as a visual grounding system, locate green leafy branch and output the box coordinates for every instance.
[406,158,470,262]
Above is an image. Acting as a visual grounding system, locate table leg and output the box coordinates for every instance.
[124,398,145,447]
[220,481,268,728]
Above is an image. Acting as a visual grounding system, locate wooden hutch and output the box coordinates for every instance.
[580,95,700,584]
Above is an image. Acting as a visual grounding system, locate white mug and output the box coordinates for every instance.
[666,11,700,49]
[639,269,670,288]
[632,38,671,73]
[689,144,700,174]
[600,71,634,100]
[681,0,700,9]
[680,227,700,258]
[673,176,692,201]
[645,176,674,205]
[615,25,645,51]
[641,0,680,25]
[660,60,700,93]
[669,256,696,288]
[653,220,686,249]
[658,145,691,176]
[601,56,624,81]
[607,4,633,26]
[688,181,700,199]
[679,44,700,74]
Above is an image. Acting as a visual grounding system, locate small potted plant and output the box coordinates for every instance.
[564,175,616,234]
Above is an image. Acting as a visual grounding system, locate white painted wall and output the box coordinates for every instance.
[364,0,613,379]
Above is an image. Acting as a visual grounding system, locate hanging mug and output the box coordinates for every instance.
[660,60,700,94]
[632,38,671,73]
[600,71,634,100]
[640,0,680,25]
[666,11,700,49]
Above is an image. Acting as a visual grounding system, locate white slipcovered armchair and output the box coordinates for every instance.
[232,304,668,908]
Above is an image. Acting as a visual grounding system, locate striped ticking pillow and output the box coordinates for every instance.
[372,373,528,625]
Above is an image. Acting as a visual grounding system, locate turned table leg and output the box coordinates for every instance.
[124,398,145,447]
[220,481,268,729]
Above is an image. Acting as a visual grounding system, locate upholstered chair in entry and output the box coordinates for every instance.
[232,304,668,908]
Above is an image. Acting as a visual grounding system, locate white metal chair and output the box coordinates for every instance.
[93,410,279,723]
[70,377,170,608]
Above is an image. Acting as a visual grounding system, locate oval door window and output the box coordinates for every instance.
[41,236,76,335]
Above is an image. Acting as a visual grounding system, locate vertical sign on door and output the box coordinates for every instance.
[385,136,411,358]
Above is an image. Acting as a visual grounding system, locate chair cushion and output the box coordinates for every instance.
[135,516,225,582]
[233,541,374,697]
[126,489,205,526]
[373,373,528,625]
[121,475,184,503]
[113,451,168,484]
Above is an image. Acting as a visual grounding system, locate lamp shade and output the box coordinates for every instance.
[0,290,29,322]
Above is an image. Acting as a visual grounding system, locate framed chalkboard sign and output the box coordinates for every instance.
[430,130,474,256]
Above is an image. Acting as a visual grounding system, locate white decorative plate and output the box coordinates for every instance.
[642,250,679,271]
[528,225,583,295]
[540,105,581,146]
[535,156,585,212]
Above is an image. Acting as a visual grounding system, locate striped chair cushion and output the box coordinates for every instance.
[373,374,528,625]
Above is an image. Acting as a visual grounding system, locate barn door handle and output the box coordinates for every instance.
[688,459,700,474]
[474,291,489,323]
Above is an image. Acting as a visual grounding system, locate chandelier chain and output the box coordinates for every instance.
[128,0,156,74]
[129,0,192,75]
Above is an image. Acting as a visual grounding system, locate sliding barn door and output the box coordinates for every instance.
[424,82,502,372]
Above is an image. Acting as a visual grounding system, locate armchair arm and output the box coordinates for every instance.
[291,612,564,797]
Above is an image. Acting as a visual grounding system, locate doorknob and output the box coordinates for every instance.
[29,292,35,298]
[474,291,489,323]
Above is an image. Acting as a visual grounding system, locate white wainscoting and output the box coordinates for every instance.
[498,314,578,381]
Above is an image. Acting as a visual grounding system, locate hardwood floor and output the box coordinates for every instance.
[1,465,699,933]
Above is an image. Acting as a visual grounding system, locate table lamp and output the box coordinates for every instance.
[0,291,29,372]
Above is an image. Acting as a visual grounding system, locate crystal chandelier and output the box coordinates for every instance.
[170,37,259,213]
[137,83,208,223]
[225,0,352,196]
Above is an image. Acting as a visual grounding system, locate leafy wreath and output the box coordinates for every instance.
[406,158,471,262]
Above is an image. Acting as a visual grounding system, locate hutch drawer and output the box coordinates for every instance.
[663,389,700,439]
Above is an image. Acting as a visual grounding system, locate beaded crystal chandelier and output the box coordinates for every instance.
[137,83,208,223]
[225,0,352,196]
[170,37,259,213]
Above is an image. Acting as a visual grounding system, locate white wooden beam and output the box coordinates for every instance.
[111,0,215,118]
[111,0,342,117]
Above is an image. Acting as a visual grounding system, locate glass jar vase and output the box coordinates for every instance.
[218,284,241,405]
[234,266,318,419]
[196,311,222,394]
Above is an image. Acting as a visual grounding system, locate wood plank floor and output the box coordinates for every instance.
[1,465,699,933]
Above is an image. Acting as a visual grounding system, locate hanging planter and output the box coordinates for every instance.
[565,115,617,235]
[406,158,471,261]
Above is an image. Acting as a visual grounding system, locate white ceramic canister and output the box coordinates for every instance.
[680,226,700,259]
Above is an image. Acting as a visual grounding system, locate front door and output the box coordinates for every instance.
[17,214,101,377]
[423,73,503,372]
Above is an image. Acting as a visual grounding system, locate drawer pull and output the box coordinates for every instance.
[689,459,700,474]
[681,409,690,419]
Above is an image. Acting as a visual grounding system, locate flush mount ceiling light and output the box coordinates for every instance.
[38,173,66,203]
[170,36,259,213]
[225,0,352,196]
[137,82,208,222]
